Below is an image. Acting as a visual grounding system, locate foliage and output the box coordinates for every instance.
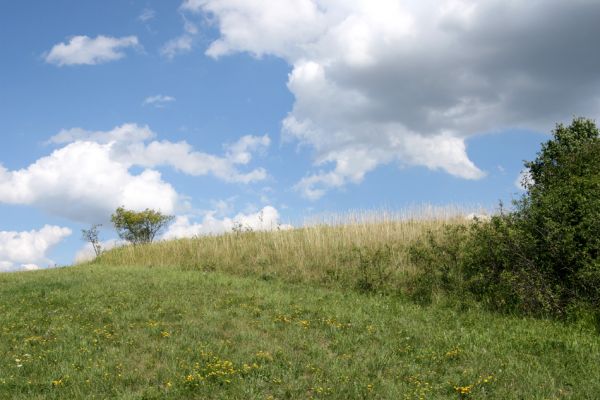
[411,118,600,320]
[81,224,103,257]
[110,207,174,245]
[407,224,470,305]
[352,244,398,293]
[521,118,600,310]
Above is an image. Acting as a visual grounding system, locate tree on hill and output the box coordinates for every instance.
[111,207,174,245]
[411,117,600,320]
[81,224,103,257]
[518,118,600,310]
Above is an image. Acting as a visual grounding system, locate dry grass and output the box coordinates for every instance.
[95,205,482,291]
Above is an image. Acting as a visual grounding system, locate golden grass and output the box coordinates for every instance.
[95,205,482,291]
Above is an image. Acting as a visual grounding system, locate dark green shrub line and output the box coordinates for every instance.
[409,118,600,327]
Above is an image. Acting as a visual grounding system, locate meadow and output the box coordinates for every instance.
[97,207,473,294]
[1,210,599,399]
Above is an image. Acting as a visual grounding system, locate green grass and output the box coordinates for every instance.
[1,263,599,399]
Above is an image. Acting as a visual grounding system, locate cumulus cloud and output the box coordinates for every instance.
[111,132,271,184]
[0,226,72,272]
[0,140,178,223]
[0,124,270,224]
[143,95,176,107]
[183,0,600,198]
[163,205,291,239]
[45,35,140,66]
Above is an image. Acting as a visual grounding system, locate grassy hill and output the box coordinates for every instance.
[1,216,599,399]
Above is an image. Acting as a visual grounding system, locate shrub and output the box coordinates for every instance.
[411,118,600,320]
[111,207,174,245]
[521,119,600,311]
[407,224,470,305]
[352,245,397,293]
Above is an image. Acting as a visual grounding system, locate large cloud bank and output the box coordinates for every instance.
[0,226,72,272]
[182,0,600,198]
[0,124,270,224]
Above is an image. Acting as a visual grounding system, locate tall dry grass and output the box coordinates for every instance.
[94,205,484,291]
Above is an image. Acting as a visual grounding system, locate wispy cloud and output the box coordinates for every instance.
[160,13,198,59]
[45,35,139,66]
[160,34,194,59]
[138,8,156,22]
[143,95,176,108]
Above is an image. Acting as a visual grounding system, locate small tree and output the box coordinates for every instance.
[82,224,103,257]
[111,207,174,245]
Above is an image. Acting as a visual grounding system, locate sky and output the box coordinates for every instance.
[1,0,599,271]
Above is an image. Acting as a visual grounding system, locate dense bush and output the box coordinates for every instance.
[411,118,600,321]
[111,207,174,245]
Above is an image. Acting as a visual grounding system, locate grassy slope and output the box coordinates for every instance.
[96,217,463,293]
[1,264,599,399]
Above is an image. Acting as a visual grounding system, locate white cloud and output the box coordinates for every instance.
[113,133,270,184]
[184,0,600,198]
[0,140,178,223]
[160,15,199,59]
[161,35,194,59]
[48,123,155,145]
[45,35,140,66]
[143,95,176,107]
[225,134,270,165]
[138,8,156,22]
[0,226,72,272]
[180,0,204,13]
[163,205,291,239]
[183,18,199,35]
[0,124,270,224]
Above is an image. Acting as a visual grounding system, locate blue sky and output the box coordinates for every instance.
[1,0,597,271]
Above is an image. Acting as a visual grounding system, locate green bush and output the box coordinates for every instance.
[111,207,174,245]
[408,225,470,305]
[352,245,397,293]
[521,119,600,311]
[410,118,600,321]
